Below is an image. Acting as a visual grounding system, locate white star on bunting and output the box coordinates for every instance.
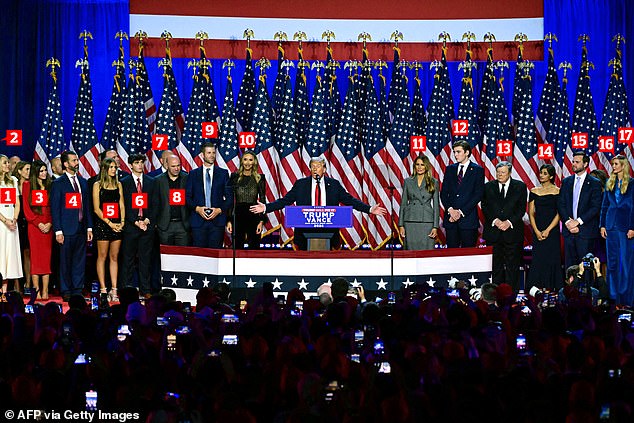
[171,275,178,286]
[298,279,309,290]
[376,279,388,290]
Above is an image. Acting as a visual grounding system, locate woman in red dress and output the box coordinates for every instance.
[22,160,53,300]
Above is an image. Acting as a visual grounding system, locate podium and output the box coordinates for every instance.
[284,206,353,251]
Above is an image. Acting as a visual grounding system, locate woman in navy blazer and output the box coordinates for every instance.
[600,155,634,305]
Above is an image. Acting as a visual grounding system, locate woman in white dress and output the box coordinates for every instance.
[0,154,23,299]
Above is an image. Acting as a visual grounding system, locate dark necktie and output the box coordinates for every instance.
[500,183,506,198]
[71,175,83,221]
[457,165,464,185]
[315,179,321,206]
[136,178,143,218]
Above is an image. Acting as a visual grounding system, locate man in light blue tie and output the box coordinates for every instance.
[558,151,603,269]
[185,143,233,248]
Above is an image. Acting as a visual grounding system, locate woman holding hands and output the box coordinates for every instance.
[600,155,634,305]
[0,155,23,298]
[398,155,439,250]
[92,158,124,302]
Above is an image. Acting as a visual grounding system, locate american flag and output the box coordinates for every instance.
[548,73,572,177]
[571,42,600,171]
[411,76,427,141]
[178,60,208,172]
[136,53,159,171]
[536,45,564,183]
[275,76,305,244]
[117,67,152,168]
[70,56,102,178]
[361,75,391,250]
[386,73,413,232]
[477,47,495,138]
[329,78,366,249]
[154,64,179,151]
[304,76,330,161]
[599,45,631,167]
[216,77,240,173]
[511,63,540,190]
[293,55,311,172]
[387,46,401,116]
[324,47,342,141]
[236,48,256,132]
[101,48,127,152]
[252,76,283,236]
[455,54,482,161]
[480,66,512,180]
[34,74,66,168]
[425,49,454,181]
[272,43,286,122]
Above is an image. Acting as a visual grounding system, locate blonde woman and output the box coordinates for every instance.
[600,154,634,305]
[92,158,124,302]
[226,151,266,249]
[0,155,23,298]
[398,154,439,250]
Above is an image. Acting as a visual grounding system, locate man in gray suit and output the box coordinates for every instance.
[152,155,190,246]
[398,155,440,250]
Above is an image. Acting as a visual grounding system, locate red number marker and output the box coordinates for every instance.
[238,132,256,149]
[31,190,49,206]
[65,193,81,209]
[5,130,22,146]
[103,203,119,219]
[0,188,17,204]
[496,140,513,157]
[618,127,634,143]
[571,132,588,149]
[202,122,219,138]
[537,144,554,160]
[451,120,469,136]
[132,193,147,209]
[409,136,427,154]
[169,189,185,206]
[152,134,168,150]
[598,136,614,153]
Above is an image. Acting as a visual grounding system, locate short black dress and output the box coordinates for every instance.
[94,186,123,241]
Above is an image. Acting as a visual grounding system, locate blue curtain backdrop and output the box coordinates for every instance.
[1,0,632,159]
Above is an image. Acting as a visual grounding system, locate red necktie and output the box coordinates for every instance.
[71,176,83,221]
[136,178,143,218]
[315,179,321,206]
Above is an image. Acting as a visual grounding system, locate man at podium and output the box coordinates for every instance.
[250,157,386,250]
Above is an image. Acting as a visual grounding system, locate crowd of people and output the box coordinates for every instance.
[0,276,633,421]
[0,139,633,306]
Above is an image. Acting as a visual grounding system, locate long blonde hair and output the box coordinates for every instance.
[0,155,13,186]
[237,151,261,184]
[606,154,630,194]
[98,158,119,188]
[410,154,435,193]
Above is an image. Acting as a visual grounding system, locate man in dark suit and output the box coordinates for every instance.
[250,157,387,250]
[152,155,190,246]
[185,142,232,248]
[50,150,93,301]
[440,140,485,248]
[120,153,156,297]
[482,161,527,290]
[558,151,602,269]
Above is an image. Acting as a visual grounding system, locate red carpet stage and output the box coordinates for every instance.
[160,246,493,303]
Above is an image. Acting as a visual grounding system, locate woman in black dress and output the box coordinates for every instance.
[12,161,30,293]
[226,151,266,249]
[92,158,124,302]
[527,164,561,290]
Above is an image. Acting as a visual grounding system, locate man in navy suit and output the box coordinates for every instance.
[250,157,387,250]
[120,153,157,297]
[50,150,93,301]
[185,143,232,248]
[441,140,485,248]
[558,151,602,269]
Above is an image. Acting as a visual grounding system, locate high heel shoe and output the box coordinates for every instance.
[108,288,119,303]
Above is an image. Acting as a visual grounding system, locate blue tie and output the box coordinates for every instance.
[572,176,581,219]
[205,168,212,208]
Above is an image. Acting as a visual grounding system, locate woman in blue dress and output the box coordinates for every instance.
[600,154,634,305]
